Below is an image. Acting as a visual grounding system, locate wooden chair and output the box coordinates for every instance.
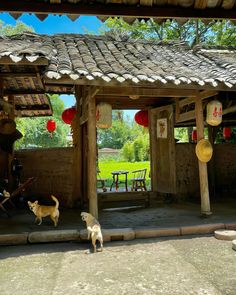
[97,169,107,192]
[131,168,147,191]
[0,177,36,216]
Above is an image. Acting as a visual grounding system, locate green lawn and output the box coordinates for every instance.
[98,161,150,188]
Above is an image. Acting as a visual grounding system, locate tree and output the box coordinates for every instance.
[101,18,236,47]
[15,95,70,149]
[0,20,34,36]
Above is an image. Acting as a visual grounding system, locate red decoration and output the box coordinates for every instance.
[191,129,197,142]
[62,107,77,125]
[134,110,149,127]
[223,127,231,140]
[46,120,56,138]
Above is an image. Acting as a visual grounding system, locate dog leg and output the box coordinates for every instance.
[98,237,103,252]
[37,217,42,225]
[91,235,97,253]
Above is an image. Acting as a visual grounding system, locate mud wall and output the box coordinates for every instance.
[15,144,236,207]
[16,148,74,207]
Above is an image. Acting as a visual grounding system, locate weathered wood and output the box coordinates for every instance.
[150,105,176,194]
[208,126,216,198]
[149,109,158,192]
[44,77,236,92]
[98,87,197,98]
[176,110,195,123]
[71,86,83,208]
[87,88,98,218]
[1,1,236,20]
[222,104,236,116]
[195,95,211,216]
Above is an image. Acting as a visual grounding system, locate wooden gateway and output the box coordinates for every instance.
[1,33,236,218]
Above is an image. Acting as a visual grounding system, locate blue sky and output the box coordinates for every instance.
[0,13,137,119]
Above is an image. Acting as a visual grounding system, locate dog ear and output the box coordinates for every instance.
[35,200,38,204]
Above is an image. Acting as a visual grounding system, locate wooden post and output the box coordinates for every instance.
[87,89,98,218]
[70,86,83,208]
[208,126,216,199]
[195,96,212,216]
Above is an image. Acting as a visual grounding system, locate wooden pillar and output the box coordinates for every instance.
[70,86,83,208]
[87,90,98,218]
[208,126,216,199]
[195,96,212,216]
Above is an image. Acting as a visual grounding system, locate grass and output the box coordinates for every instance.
[98,161,150,188]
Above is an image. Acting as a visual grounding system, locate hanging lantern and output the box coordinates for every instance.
[62,107,77,125]
[206,100,222,126]
[191,129,197,142]
[134,110,149,127]
[223,127,231,140]
[96,102,112,129]
[46,120,56,138]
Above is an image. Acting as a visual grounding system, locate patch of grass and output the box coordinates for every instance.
[98,161,150,187]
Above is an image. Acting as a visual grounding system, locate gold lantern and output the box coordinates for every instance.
[206,100,222,126]
[96,102,112,129]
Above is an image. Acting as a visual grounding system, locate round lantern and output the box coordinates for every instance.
[223,127,231,140]
[62,107,77,125]
[96,102,112,129]
[134,110,149,127]
[46,120,56,137]
[206,100,222,126]
[191,129,197,142]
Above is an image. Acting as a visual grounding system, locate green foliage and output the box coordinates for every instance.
[0,20,34,36]
[15,95,70,149]
[101,18,236,47]
[122,141,134,162]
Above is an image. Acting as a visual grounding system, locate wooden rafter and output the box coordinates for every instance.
[1,1,236,20]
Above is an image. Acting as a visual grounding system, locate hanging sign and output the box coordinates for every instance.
[157,118,167,138]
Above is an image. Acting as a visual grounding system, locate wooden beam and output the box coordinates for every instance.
[87,88,98,219]
[176,110,195,123]
[0,73,38,78]
[195,95,212,216]
[97,87,197,98]
[44,77,236,92]
[1,1,236,20]
[222,104,236,116]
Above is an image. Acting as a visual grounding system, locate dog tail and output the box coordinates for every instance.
[51,195,59,209]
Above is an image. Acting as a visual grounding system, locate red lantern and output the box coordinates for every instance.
[191,129,197,142]
[223,127,231,140]
[62,107,77,125]
[134,110,149,127]
[46,120,56,138]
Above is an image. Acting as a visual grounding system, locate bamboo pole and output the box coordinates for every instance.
[195,96,212,216]
[87,89,98,218]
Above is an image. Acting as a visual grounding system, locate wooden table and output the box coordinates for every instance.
[110,170,129,192]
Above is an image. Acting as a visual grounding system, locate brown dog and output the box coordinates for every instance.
[28,195,59,227]
[81,212,103,253]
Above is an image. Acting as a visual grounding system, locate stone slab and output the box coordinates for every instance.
[181,223,224,235]
[0,233,28,245]
[232,240,236,251]
[28,230,80,243]
[225,223,236,230]
[135,227,180,239]
[214,230,236,241]
[80,228,135,242]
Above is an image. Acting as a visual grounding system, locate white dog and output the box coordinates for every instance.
[81,212,103,253]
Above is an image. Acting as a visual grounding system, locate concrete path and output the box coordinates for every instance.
[1,236,236,295]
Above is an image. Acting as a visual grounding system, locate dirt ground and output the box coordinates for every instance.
[1,236,236,295]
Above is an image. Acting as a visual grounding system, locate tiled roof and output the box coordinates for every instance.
[1,33,236,89]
